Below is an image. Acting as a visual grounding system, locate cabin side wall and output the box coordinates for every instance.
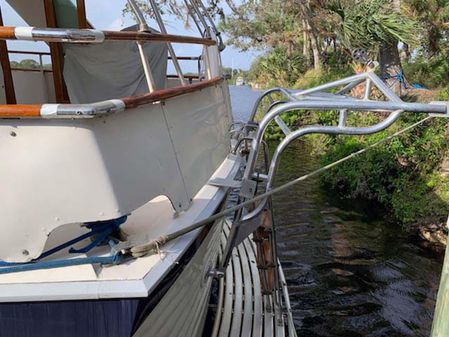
[0,83,232,262]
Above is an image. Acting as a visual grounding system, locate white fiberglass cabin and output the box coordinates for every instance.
[0,1,258,337]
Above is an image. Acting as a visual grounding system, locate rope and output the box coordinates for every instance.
[0,116,432,273]
[0,252,121,275]
[123,116,433,254]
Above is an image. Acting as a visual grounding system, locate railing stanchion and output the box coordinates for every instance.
[148,0,186,86]
[137,42,156,93]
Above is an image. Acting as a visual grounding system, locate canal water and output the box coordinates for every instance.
[229,85,443,337]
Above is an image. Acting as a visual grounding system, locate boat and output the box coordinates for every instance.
[235,76,245,86]
[0,1,448,337]
[0,1,296,336]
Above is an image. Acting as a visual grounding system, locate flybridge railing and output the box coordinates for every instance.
[0,24,222,118]
[8,50,202,81]
[0,26,217,90]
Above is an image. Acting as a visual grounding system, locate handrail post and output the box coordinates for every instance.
[43,0,69,103]
[184,0,203,37]
[38,54,50,101]
[127,0,150,32]
[76,0,88,29]
[137,42,156,93]
[127,0,156,93]
[148,0,186,86]
[0,7,16,104]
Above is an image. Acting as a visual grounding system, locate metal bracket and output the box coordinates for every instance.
[208,177,242,188]
[239,178,257,198]
[207,268,225,279]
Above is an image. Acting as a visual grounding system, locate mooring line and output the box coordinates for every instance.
[121,116,433,254]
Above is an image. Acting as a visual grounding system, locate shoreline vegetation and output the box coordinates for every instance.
[247,68,449,251]
[247,66,449,251]
[216,0,449,251]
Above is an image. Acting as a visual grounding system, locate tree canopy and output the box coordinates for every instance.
[124,0,449,91]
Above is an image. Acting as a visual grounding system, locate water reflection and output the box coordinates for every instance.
[274,142,441,337]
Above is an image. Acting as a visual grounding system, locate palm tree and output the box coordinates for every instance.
[328,0,417,94]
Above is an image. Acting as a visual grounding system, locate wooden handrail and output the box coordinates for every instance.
[122,77,222,108]
[0,26,216,46]
[11,67,52,73]
[168,56,201,61]
[167,74,199,79]
[0,26,15,39]
[103,31,216,46]
[0,105,41,118]
[0,77,223,118]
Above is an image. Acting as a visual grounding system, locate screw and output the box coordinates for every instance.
[10,131,16,137]
[22,249,29,256]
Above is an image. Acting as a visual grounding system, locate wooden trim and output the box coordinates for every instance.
[0,27,16,40]
[0,104,41,118]
[103,31,216,46]
[11,67,52,73]
[167,74,199,79]
[122,77,223,108]
[168,56,201,61]
[76,0,88,29]
[9,50,51,56]
[44,0,69,103]
[0,10,16,104]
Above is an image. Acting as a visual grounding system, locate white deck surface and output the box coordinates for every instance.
[0,155,241,302]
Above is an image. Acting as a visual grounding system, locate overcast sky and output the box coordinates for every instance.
[0,0,259,71]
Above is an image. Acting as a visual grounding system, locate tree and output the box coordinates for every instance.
[18,59,40,69]
[327,0,417,94]
[219,0,325,69]
[403,0,449,57]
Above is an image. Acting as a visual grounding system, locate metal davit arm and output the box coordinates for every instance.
[265,110,402,191]
[242,71,447,183]
[224,71,449,267]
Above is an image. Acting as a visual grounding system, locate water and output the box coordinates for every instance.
[229,85,443,337]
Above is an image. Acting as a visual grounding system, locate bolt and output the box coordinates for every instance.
[207,268,225,279]
[22,249,29,256]
[10,131,16,137]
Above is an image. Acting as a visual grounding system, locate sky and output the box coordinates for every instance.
[0,0,260,71]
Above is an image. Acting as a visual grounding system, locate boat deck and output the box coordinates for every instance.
[212,220,296,337]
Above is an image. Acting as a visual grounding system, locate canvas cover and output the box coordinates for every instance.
[64,27,168,104]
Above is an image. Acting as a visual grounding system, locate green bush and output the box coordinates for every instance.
[253,53,449,227]
[320,115,449,225]
[249,47,307,87]
[403,56,449,89]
